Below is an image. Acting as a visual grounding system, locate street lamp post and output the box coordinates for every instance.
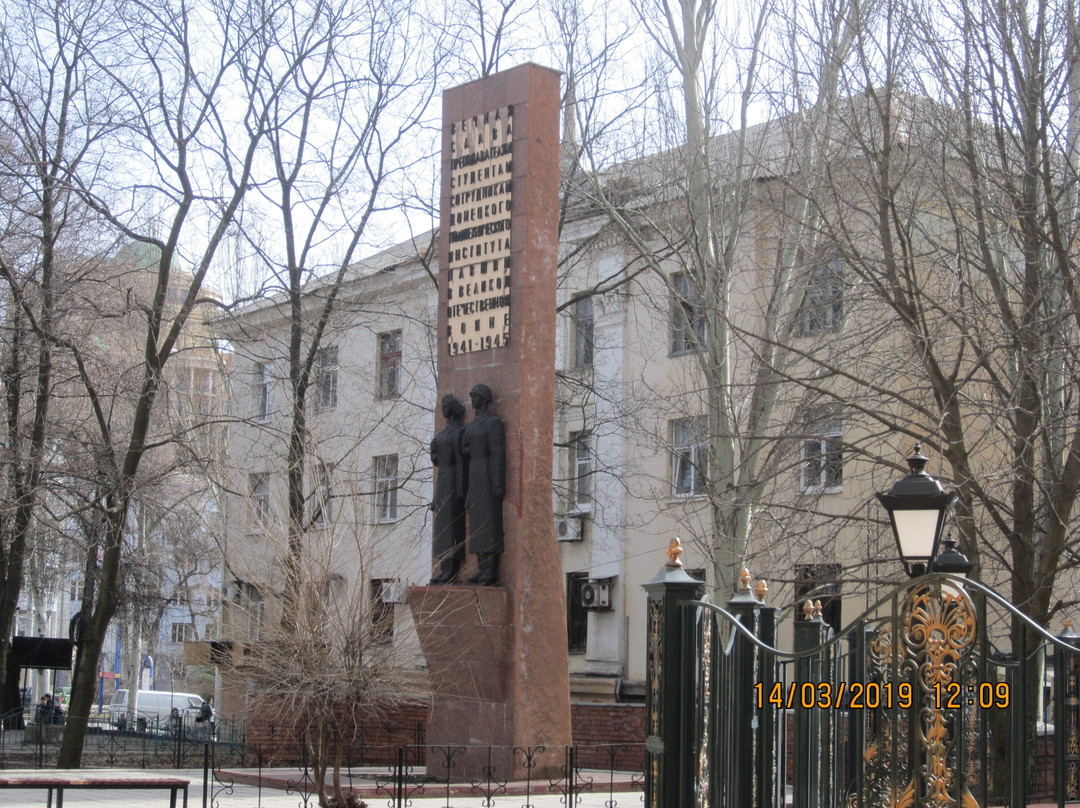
[876,442,976,808]
[875,442,958,577]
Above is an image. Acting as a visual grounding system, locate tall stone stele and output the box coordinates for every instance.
[407,63,571,780]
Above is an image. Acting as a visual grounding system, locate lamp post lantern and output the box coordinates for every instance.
[876,442,958,577]
[931,531,972,577]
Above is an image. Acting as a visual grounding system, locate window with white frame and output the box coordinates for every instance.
[569,432,592,512]
[315,347,338,411]
[170,622,195,644]
[312,462,332,527]
[799,259,844,336]
[671,417,708,496]
[801,407,843,492]
[671,272,707,354]
[374,454,399,523]
[249,473,271,529]
[378,331,402,398]
[571,296,594,369]
[255,362,273,419]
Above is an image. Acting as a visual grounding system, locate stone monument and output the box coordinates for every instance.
[407,63,571,779]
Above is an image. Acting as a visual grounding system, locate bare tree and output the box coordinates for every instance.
[224,516,422,808]
[776,0,1080,627]
[449,0,538,78]
[0,0,120,712]
[218,0,444,621]
[558,0,867,595]
[40,0,313,764]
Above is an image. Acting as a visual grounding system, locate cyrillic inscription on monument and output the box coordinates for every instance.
[447,105,513,356]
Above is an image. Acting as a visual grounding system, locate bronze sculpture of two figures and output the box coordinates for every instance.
[429,384,505,586]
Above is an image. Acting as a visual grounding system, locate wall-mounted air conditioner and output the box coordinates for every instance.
[555,515,584,542]
[579,577,614,610]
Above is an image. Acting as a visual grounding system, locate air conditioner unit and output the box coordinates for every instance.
[579,578,613,611]
[380,581,407,604]
[555,515,584,542]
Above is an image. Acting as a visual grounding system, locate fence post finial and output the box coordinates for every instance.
[666,537,684,567]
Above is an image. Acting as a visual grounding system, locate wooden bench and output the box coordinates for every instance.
[0,772,189,807]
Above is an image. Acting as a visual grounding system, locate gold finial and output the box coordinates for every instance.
[738,568,753,590]
[1066,618,1073,630]
[802,600,815,620]
[813,600,824,619]
[666,537,684,567]
[754,579,768,603]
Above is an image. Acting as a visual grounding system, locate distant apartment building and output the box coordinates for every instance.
[13,243,227,704]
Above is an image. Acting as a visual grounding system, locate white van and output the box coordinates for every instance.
[107,689,205,732]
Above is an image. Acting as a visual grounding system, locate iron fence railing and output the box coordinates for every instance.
[200,740,646,808]
[0,708,246,770]
[651,572,1080,808]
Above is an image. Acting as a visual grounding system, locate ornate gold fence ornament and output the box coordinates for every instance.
[900,580,980,808]
[850,624,908,808]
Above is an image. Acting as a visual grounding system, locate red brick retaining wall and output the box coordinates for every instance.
[242,700,647,771]
[570,703,646,770]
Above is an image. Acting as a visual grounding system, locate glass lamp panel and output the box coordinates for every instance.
[892,509,940,560]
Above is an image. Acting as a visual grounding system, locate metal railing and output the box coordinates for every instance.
[200,740,646,808]
[0,708,246,770]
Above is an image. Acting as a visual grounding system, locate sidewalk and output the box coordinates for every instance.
[0,766,645,807]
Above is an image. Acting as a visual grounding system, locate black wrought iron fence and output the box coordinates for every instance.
[0,709,246,770]
[649,571,1080,808]
[198,741,645,808]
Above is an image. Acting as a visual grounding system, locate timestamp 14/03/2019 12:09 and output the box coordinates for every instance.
[754,680,1011,710]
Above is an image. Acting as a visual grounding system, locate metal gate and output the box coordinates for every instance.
[643,557,1080,808]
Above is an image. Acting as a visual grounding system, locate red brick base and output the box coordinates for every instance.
[242,699,647,772]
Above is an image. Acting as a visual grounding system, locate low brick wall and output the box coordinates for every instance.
[571,703,646,771]
[245,701,428,766]
[242,699,648,771]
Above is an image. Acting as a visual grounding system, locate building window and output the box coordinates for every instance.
[801,407,843,492]
[671,271,706,354]
[378,331,402,398]
[249,473,271,530]
[255,362,273,419]
[315,347,338,411]
[194,370,214,415]
[569,432,592,512]
[170,622,196,644]
[671,417,708,497]
[369,578,395,643]
[571,296,593,369]
[176,369,189,415]
[374,454,399,523]
[799,258,844,336]
[566,572,588,653]
[795,563,842,632]
[312,462,332,527]
[244,586,264,642]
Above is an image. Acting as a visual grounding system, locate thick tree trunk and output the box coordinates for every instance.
[58,500,127,766]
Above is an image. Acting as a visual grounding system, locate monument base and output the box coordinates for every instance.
[407,585,568,780]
